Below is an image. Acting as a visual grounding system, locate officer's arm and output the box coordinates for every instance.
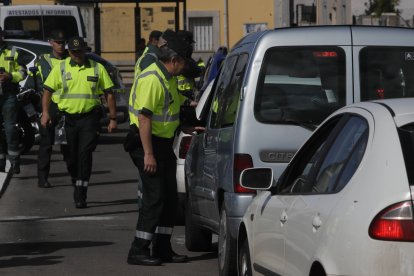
[138,113,157,174]
[105,89,117,133]
[41,88,53,128]
[105,90,117,120]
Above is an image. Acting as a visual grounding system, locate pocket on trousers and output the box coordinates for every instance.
[123,130,141,152]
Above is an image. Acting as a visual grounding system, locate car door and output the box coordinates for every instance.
[280,114,369,276]
[196,55,238,221]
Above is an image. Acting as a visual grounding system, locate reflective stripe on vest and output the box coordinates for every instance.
[8,47,16,73]
[60,60,99,96]
[128,70,179,123]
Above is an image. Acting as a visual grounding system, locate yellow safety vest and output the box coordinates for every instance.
[44,57,113,114]
[177,74,194,94]
[37,53,66,103]
[128,61,185,138]
[0,46,26,83]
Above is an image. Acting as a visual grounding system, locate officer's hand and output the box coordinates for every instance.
[144,153,157,175]
[41,113,51,128]
[107,119,117,133]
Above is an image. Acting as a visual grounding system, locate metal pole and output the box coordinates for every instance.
[175,0,180,31]
[94,3,101,55]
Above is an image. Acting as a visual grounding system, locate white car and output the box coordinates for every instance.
[173,79,215,223]
[238,98,414,276]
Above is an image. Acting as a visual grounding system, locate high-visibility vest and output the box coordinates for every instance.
[0,45,26,83]
[128,61,184,138]
[37,53,66,103]
[44,57,113,114]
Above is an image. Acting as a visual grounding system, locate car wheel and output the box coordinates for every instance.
[218,206,237,276]
[185,194,212,251]
[238,239,252,276]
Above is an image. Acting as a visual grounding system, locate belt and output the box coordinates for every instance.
[62,106,100,119]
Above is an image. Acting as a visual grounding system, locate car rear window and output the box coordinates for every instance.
[398,123,414,186]
[255,46,346,125]
[360,47,414,101]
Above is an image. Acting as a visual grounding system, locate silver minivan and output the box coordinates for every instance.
[184,25,414,275]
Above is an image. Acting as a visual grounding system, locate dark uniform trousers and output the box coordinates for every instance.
[61,107,101,202]
[0,86,21,168]
[129,135,178,254]
[37,101,60,183]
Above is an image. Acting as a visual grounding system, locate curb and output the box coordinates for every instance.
[0,161,13,198]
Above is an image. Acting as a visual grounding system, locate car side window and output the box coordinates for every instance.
[209,55,238,129]
[313,116,368,193]
[219,53,249,127]
[280,116,345,194]
[281,115,368,194]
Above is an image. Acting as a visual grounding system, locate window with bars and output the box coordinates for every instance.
[189,17,213,52]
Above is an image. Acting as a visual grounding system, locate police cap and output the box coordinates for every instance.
[67,36,87,51]
[161,30,192,59]
[49,30,66,41]
[177,30,195,44]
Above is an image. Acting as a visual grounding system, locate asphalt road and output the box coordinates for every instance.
[0,122,218,276]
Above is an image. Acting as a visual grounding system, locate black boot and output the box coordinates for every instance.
[73,186,86,208]
[127,244,162,266]
[0,159,5,173]
[11,163,20,174]
[152,234,188,263]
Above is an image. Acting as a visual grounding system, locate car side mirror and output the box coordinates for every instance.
[240,168,273,190]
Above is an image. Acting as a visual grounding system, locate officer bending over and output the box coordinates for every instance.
[41,36,117,208]
[126,30,196,266]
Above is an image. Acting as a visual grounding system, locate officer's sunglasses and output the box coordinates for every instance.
[52,40,66,45]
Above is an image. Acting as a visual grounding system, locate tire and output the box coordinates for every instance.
[238,239,252,276]
[185,194,212,251]
[218,206,238,276]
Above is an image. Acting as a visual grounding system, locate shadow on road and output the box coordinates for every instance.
[0,255,63,268]
[87,198,137,208]
[0,240,113,268]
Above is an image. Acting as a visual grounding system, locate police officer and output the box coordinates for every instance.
[41,36,117,208]
[126,31,195,266]
[133,30,162,81]
[0,26,27,174]
[176,30,203,102]
[29,30,68,188]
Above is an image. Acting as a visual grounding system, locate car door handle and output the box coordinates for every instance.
[312,214,322,230]
[280,210,288,224]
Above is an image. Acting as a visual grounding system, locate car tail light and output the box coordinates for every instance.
[313,51,338,58]
[369,201,414,242]
[376,88,385,99]
[233,154,255,193]
[178,136,193,159]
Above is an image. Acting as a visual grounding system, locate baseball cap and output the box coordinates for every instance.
[49,30,66,41]
[67,36,87,51]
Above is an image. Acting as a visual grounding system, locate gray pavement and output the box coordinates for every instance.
[0,123,218,275]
